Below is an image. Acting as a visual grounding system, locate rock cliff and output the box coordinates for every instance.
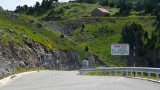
[0,6,3,12]
[0,39,82,78]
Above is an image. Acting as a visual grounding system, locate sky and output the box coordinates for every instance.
[0,0,70,11]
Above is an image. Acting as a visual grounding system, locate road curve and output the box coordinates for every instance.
[0,71,160,90]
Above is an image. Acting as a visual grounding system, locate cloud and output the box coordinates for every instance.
[0,0,70,11]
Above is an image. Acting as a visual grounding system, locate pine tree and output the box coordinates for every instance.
[144,31,148,39]
[85,46,89,51]
[121,22,145,55]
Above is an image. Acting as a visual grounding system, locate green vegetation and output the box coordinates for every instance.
[71,16,155,66]
[0,12,77,51]
[1,0,160,67]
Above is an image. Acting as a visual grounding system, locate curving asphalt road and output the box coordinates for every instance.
[0,71,160,90]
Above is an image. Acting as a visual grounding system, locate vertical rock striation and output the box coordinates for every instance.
[0,40,81,78]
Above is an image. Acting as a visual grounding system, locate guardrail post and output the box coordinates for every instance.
[148,73,151,80]
[131,71,133,77]
[156,73,159,81]
[109,71,112,76]
[81,71,83,75]
[90,71,92,75]
[115,70,117,76]
[82,71,84,75]
[96,71,98,76]
[103,71,105,76]
[141,72,144,78]
[88,71,90,75]
[135,72,138,77]
[100,71,102,76]
[126,71,128,77]
[121,71,123,76]
[79,71,81,75]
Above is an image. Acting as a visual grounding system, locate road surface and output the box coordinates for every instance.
[0,71,160,90]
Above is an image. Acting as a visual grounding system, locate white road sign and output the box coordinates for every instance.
[111,44,129,55]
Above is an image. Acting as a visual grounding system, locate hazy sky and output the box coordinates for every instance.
[0,0,70,11]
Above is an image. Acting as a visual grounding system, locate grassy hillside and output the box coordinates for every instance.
[0,11,77,51]
[34,2,157,66]
[66,16,155,66]
[37,3,119,20]
[3,1,159,67]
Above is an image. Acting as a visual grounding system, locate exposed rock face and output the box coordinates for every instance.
[0,6,3,12]
[87,55,106,68]
[46,18,102,38]
[0,40,82,78]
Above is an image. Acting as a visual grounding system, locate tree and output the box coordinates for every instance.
[109,2,115,7]
[34,2,41,14]
[76,0,97,3]
[35,2,40,8]
[156,13,160,21]
[14,5,21,13]
[85,46,89,51]
[145,3,154,14]
[14,0,55,15]
[144,0,158,14]
[121,22,145,55]
[27,7,34,14]
[60,34,64,38]
[53,0,58,2]
[87,0,97,4]
[24,5,28,10]
[119,3,132,15]
[155,14,160,32]
[134,2,145,12]
[81,24,85,30]
[100,0,109,6]
[152,7,160,16]
[144,31,148,39]
[148,33,157,50]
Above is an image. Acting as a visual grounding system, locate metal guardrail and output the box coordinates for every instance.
[79,67,160,81]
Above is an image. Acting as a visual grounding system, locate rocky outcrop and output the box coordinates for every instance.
[0,39,82,78]
[46,18,102,38]
[0,6,3,12]
[87,55,106,68]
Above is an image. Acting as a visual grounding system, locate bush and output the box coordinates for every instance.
[60,34,64,38]
[85,46,89,51]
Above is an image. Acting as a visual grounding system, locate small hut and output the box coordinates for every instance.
[91,8,110,17]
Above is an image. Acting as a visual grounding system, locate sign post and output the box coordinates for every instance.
[111,44,133,76]
[111,44,129,56]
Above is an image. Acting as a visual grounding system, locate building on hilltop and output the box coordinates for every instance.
[91,8,110,17]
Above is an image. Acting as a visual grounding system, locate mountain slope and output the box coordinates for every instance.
[0,1,159,79]
[58,16,155,66]
[0,10,84,78]
[0,11,77,50]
